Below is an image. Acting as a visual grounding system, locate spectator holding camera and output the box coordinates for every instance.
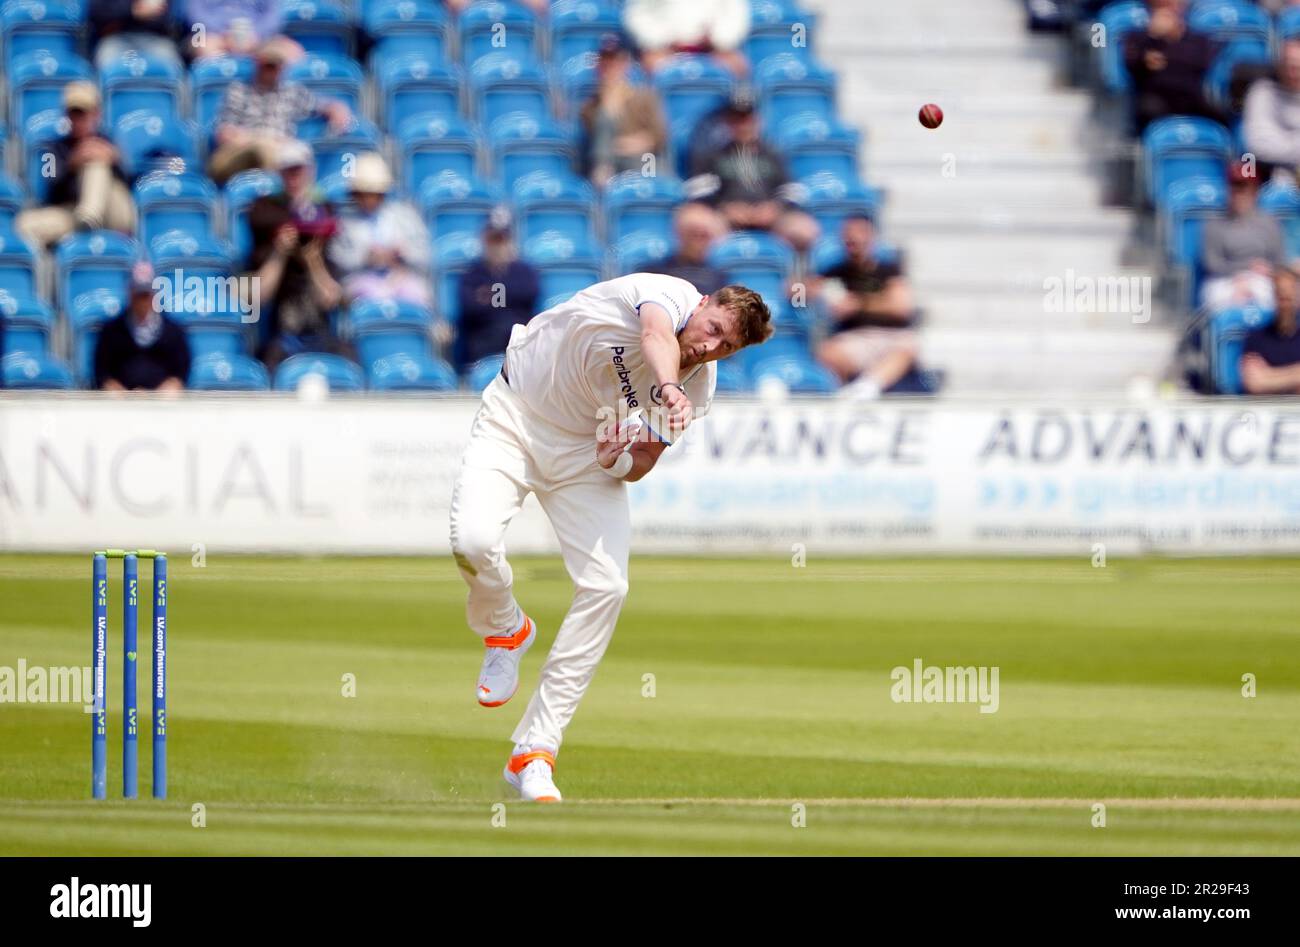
[246,141,350,371]
[208,37,349,185]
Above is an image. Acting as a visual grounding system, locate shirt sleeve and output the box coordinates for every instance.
[628,273,693,332]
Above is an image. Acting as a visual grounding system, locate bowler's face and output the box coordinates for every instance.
[677,300,744,369]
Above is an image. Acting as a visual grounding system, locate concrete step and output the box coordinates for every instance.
[846,90,1094,123]
[884,208,1134,237]
[880,173,1107,212]
[916,290,1168,331]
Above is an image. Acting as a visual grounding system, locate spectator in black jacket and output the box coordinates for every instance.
[687,93,818,251]
[94,262,191,391]
[15,82,136,248]
[644,201,728,295]
[1240,264,1300,394]
[1123,0,1223,132]
[89,0,182,70]
[456,208,541,371]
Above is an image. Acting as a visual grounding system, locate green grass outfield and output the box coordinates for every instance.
[1,554,1298,855]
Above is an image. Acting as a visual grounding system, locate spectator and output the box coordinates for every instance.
[93,261,191,391]
[813,214,918,400]
[184,0,295,60]
[1243,40,1300,184]
[579,33,669,187]
[1122,0,1222,132]
[90,0,182,70]
[643,201,728,295]
[1240,265,1300,394]
[207,37,349,186]
[247,140,350,371]
[1201,164,1285,312]
[15,82,136,248]
[329,152,432,306]
[624,0,751,75]
[456,208,541,371]
[688,93,819,252]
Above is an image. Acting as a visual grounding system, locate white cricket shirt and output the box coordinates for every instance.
[502,273,717,444]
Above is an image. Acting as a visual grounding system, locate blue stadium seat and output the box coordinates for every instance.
[800,172,883,233]
[464,352,505,392]
[523,231,602,302]
[191,56,254,131]
[368,352,459,390]
[189,351,271,391]
[1209,303,1272,394]
[550,0,621,64]
[273,352,367,391]
[0,177,24,233]
[434,232,484,324]
[420,174,502,239]
[300,116,384,180]
[224,170,281,263]
[282,0,353,57]
[171,299,250,359]
[1096,1,1149,93]
[555,51,649,119]
[655,55,734,161]
[1259,179,1300,259]
[460,1,539,66]
[348,298,435,366]
[0,292,54,356]
[709,231,799,334]
[399,113,480,193]
[1204,39,1274,112]
[1144,116,1232,205]
[112,110,201,178]
[134,170,218,248]
[513,172,596,243]
[287,53,365,115]
[714,356,750,394]
[755,53,836,126]
[55,230,140,306]
[149,231,235,285]
[489,113,575,190]
[748,350,839,395]
[3,0,80,68]
[101,48,185,126]
[379,54,462,129]
[9,50,93,129]
[773,111,860,183]
[747,0,817,68]
[470,53,551,126]
[24,109,71,203]
[1187,2,1271,46]
[609,231,674,275]
[69,289,123,386]
[1,350,75,388]
[1162,176,1227,275]
[364,0,450,64]
[603,171,684,244]
[809,234,900,274]
[1281,6,1300,42]
[0,230,37,299]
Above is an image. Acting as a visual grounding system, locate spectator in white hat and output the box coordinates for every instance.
[329,152,432,307]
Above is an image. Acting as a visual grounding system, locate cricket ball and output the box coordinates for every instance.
[919,104,944,129]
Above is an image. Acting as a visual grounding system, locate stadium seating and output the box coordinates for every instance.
[380,54,462,130]
[421,174,502,240]
[0,292,55,356]
[1187,2,1271,46]
[1142,117,1233,206]
[287,53,366,115]
[774,112,860,184]
[714,357,750,394]
[433,232,484,325]
[224,170,282,263]
[112,110,201,178]
[367,352,460,391]
[69,290,124,386]
[192,56,254,132]
[1281,7,1300,42]
[10,50,93,129]
[101,48,184,127]
[348,299,435,367]
[800,173,883,232]
[55,231,140,307]
[513,172,597,243]
[0,230,37,300]
[400,114,482,193]
[188,352,271,391]
[1095,1,1149,93]
[460,1,539,67]
[550,0,621,64]
[171,302,250,360]
[2,0,80,69]
[470,53,550,127]
[604,172,685,244]
[273,353,367,392]
[134,171,219,248]
[1,350,75,389]
[0,177,24,233]
[464,353,506,392]
[489,113,576,190]
[610,231,673,275]
[1258,180,1300,259]
[24,109,71,203]
[364,0,451,65]
[749,349,839,394]
[755,53,836,126]
[523,231,603,302]
[1161,176,1227,270]
[281,0,353,57]
[747,0,817,68]
[299,116,383,180]
[1208,304,1272,394]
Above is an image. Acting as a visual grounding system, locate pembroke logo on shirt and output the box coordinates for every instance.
[609,346,639,408]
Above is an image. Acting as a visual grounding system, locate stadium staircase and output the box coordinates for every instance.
[818,0,1178,394]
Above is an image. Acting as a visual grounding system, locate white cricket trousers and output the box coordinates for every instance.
[449,375,630,752]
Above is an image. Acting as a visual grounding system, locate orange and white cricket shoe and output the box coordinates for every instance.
[503,746,562,803]
[476,614,537,707]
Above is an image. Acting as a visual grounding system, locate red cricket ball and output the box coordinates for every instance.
[919,104,944,129]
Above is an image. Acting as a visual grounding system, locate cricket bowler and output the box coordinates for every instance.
[449,273,773,801]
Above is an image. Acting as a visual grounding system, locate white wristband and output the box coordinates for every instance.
[602,451,634,479]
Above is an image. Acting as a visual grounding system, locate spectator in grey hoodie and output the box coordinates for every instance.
[1200,163,1286,311]
[1243,41,1300,183]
